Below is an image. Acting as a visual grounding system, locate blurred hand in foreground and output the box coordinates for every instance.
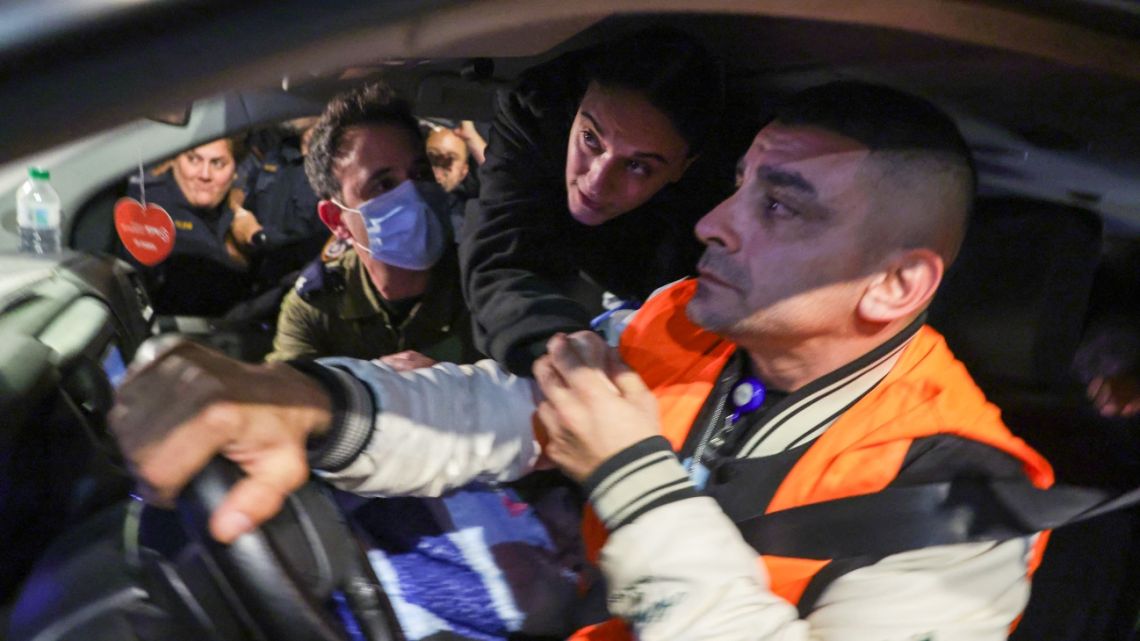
[109,339,332,543]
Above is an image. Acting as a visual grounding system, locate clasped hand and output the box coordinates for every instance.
[533,331,662,482]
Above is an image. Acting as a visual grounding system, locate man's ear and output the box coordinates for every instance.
[317,200,352,239]
[857,249,944,324]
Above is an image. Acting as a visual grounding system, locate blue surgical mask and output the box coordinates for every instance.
[335,180,449,270]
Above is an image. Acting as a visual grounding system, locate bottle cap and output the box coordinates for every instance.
[28,167,50,180]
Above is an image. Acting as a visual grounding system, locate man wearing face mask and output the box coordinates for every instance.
[265,84,481,367]
[257,85,586,640]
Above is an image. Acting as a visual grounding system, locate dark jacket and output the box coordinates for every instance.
[119,171,252,317]
[459,51,731,375]
[240,137,329,288]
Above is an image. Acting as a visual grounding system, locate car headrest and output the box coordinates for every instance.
[928,197,1102,396]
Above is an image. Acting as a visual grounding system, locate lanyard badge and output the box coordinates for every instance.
[729,376,766,423]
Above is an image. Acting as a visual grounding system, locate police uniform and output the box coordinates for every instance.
[265,245,481,364]
[119,171,253,317]
[240,139,329,287]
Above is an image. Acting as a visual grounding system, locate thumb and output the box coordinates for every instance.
[209,449,310,543]
[607,348,650,398]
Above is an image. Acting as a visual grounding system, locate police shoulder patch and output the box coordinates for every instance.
[295,259,344,302]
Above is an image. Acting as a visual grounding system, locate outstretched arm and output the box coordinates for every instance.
[110,340,540,543]
[309,355,541,496]
[459,81,594,375]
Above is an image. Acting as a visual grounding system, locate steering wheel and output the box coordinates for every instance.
[138,457,404,641]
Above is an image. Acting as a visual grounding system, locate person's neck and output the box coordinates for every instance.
[736,319,915,393]
[362,259,430,302]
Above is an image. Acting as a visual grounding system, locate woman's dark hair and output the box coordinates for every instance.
[584,28,723,156]
[220,135,249,166]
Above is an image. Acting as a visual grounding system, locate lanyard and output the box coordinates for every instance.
[688,367,768,488]
[729,377,766,423]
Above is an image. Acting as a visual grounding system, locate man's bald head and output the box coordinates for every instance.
[426,128,470,192]
[771,81,975,267]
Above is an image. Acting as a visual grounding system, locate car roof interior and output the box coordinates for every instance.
[3,2,1139,180]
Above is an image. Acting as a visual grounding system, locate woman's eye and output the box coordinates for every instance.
[627,160,651,177]
[582,129,601,150]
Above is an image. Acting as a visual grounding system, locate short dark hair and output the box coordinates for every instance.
[583,28,723,156]
[304,83,423,200]
[773,81,973,167]
[774,81,976,263]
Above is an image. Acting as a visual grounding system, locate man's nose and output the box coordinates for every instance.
[694,195,738,251]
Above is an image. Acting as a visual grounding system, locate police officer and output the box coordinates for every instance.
[234,118,330,289]
[120,137,254,317]
[264,84,481,366]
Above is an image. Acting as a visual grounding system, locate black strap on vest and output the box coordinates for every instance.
[736,477,1140,561]
[736,478,1140,617]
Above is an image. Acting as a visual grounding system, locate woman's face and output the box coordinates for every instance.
[565,82,694,226]
[171,139,237,209]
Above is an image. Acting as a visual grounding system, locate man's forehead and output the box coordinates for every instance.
[427,130,464,152]
[337,124,420,163]
[745,123,868,167]
[345,123,409,147]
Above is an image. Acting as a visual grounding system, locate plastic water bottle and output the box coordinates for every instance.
[16,167,62,255]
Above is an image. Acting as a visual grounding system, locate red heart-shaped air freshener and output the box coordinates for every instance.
[114,197,175,266]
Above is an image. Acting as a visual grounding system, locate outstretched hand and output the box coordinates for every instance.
[109,339,333,543]
[1088,374,1140,418]
[533,332,660,482]
[377,350,438,372]
[229,206,265,248]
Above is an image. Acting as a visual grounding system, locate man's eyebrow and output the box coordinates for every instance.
[583,111,669,164]
[756,165,817,196]
[364,166,395,186]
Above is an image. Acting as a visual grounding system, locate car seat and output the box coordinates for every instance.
[929,196,1140,641]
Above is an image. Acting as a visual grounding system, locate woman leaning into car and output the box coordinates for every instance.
[459,28,735,375]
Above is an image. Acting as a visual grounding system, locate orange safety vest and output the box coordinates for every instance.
[571,279,1054,640]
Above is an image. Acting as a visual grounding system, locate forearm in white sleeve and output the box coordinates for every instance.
[590,438,1034,640]
[313,357,541,496]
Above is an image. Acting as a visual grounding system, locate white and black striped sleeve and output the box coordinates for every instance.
[306,357,542,497]
[583,436,700,531]
[288,359,376,472]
